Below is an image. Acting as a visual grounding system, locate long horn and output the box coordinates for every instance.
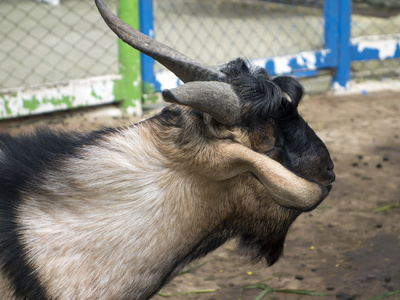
[95,0,227,83]
[162,81,241,125]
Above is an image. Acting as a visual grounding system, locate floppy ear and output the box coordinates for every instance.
[210,143,329,211]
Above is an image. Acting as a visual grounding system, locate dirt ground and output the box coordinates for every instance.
[0,90,399,300]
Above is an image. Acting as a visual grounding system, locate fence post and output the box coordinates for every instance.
[324,0,339,67]
[332,0,352,89]
[116,0,142,115]
[139,0,159,94]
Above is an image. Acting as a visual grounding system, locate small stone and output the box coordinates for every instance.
[311,268,318,272]
[384,277,391,283]
[295,274,304,280]
[376,163,383,169]
[376,224,382,228]
[352,162,359,167]
[383,157,389,162]
[327,286,335,291]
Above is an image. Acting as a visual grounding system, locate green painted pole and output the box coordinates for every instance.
[116,0,142,115]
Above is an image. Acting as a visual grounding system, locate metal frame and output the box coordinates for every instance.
[141,0,400,91]
[0,0,142,120]
[2,0,400,120]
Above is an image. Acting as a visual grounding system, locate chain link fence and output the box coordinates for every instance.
[153,0,400,82]
[0,0,118,91]
[352,1,400,80]
[153,0,325,74]
[1,0,400,97]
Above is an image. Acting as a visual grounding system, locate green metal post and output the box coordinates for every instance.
[116,0,142,115]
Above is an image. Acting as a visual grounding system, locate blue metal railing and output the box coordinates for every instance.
[139,0,160,94]
[139,0,400,92]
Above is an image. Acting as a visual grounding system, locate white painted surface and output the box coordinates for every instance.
[333,78,400,95]
[0,75,121,119]
[353,35,400,60]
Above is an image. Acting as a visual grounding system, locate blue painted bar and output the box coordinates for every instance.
[139,0,160,93]
[323,0,339,67]
[253,49,334,76]
[350,37,400,61]
[144,0,400,93]
[154,49,336,90]
[332,0,352,88]
[291,69,327,78]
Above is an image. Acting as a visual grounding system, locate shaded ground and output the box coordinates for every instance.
[0,90,399,300]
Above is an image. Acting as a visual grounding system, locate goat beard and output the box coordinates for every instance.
[238,232,288,266]
[235,208,300,266]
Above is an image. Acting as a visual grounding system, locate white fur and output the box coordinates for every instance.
[16,125,229,299]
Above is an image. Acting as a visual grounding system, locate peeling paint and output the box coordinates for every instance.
[297,51,317,70]
[0,75,121,119]
[333,78,400,95]
[154,50,334,91]
[252,58,268,69]
[274,56,294,74]
[332,80,351,92]
[125,100,143,116]
[251,49,331,76]
[354,35,400,60]
[155,70,181,90]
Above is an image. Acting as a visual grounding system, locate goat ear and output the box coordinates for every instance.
[213,143,329,211]
[162,81,241,125]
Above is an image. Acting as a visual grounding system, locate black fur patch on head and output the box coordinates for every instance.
[220,58,304,126]
[0,127,115,300]
[220,58,333,185]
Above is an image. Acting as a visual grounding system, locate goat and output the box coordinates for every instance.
[0,0,335,299]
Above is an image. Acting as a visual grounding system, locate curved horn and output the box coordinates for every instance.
[162,82,241,125]
[95,0,226,83]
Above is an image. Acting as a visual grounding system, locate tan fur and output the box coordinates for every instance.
[7,107,329,299]
[0,270,16,300]
[16,123,235,299]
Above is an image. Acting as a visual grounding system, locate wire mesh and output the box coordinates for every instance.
[351,1,400,80]
[153,0,325,73]
[2,0,400,93]
[0,0,118,91]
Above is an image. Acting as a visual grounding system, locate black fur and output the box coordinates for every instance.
[0,127,114,300]
[220,58,333,182]
[220,58,304,125]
